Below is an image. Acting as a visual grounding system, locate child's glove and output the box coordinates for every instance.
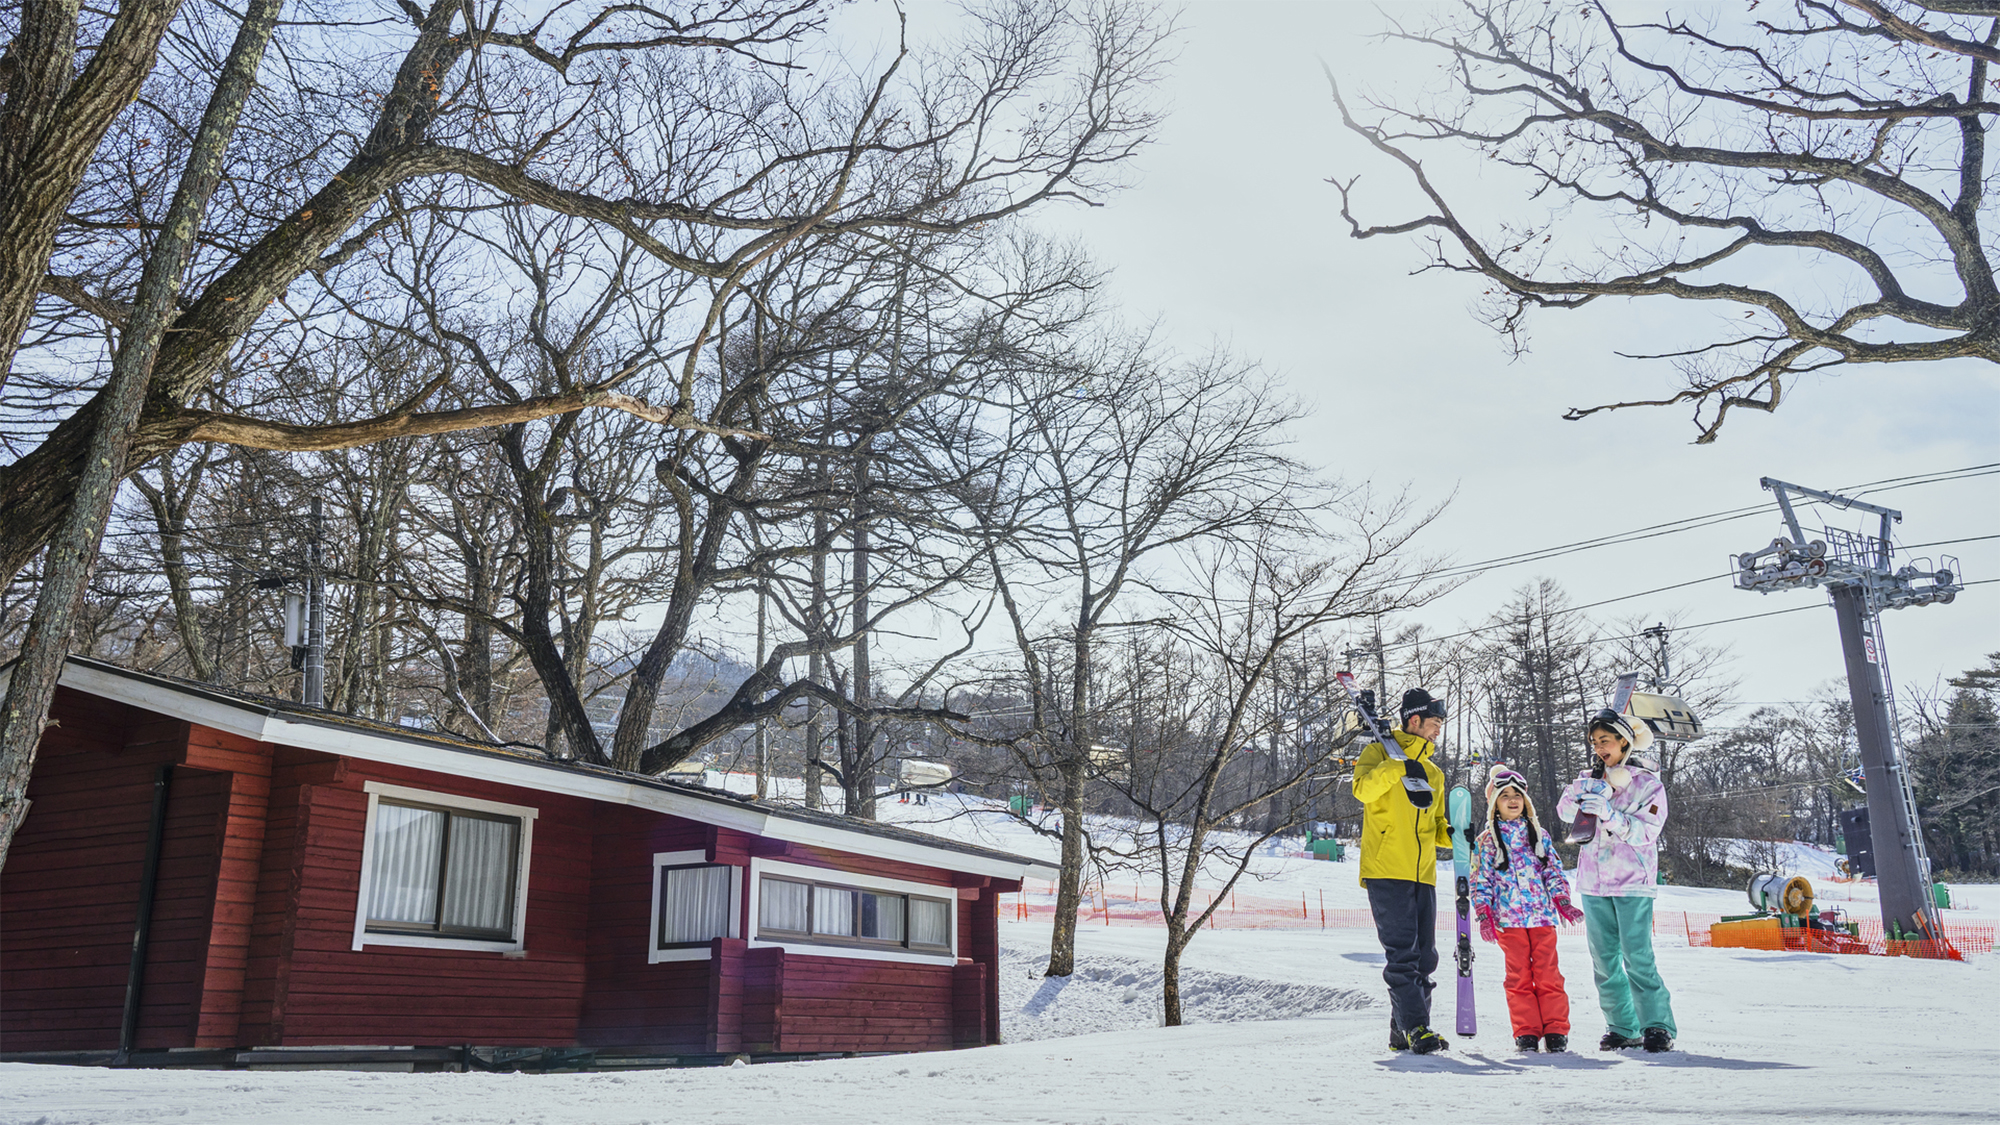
[1476,904,1499,944]
[1555,897,1584,925]
[1574,790,1611,818]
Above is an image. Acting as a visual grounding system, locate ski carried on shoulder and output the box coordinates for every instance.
[1448,784,1477,1038]
[1334,671,1432,808]
[1567,672,1640,845]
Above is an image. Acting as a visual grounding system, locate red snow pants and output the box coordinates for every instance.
[1497,925,1569,1037]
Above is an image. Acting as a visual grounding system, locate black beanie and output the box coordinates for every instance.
[1401,689,1445,722]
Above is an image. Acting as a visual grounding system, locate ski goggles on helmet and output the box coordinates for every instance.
[1488,766,1529,796]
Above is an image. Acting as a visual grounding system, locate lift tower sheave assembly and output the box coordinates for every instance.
[1734,478,1963,951]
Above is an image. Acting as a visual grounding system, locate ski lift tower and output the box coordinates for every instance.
[1734,478,1963,948]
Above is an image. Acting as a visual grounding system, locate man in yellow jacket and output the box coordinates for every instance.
[1351,688,1454,1054]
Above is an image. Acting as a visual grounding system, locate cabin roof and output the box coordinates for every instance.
[18,657,1055,882]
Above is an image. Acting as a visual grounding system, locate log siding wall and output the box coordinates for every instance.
[2,687,1018,1056]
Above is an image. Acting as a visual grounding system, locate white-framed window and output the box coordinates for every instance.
[352,781,537,954]
[748,858,956,964]
[648,849,741,963]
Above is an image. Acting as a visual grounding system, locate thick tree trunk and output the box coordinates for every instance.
[1045,627,1093,977]
[0,0,282,868]
[1044,753,1087,977]
[1162,930,1187,1027]
[0,0,186,390]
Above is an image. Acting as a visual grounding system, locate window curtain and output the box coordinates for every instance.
[661,865,733,944]
[812,885,855,936]
[441,814,518,934]
[367,803,445,925]
[910,898,950,947]
[859,892,905,942]
[761,878,810,932]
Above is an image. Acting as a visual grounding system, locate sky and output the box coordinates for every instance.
[841,0,2000,726]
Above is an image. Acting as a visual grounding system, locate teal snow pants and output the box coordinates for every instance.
[1582,894,1677,1038]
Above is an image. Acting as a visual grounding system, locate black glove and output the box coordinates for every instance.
[1401,758,1433,808]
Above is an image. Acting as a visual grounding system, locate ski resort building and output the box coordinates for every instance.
[0,658,1051,1069]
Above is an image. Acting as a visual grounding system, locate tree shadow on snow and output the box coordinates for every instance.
[1021,975,1073,1017]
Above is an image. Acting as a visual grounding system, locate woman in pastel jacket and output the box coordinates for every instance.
[1556,710,1678,1053]
[1471,763,1582,1052]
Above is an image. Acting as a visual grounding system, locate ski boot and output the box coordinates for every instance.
[1542,1033,1569,1053]
[1642,1027,1676,1053]
[1406,1026,1449,1055]
[1599,1031,1642,1051]
[1389,1020,1409,1051]
[1514,1035,1539,1052]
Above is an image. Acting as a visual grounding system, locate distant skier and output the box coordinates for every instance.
[1351,688,1453,1055]
[1557,710,1679,1053]
[1472,764,1584,1053]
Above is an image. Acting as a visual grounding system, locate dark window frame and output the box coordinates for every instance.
[364,797,523,943]
[755,873,954,954]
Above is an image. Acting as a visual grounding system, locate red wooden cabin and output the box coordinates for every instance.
[0,658,1050,1068]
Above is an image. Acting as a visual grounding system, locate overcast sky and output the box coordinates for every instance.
[859,0,1999,724]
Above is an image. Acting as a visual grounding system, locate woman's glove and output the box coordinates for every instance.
[1555,897,1585,925]
[1574,790,1611,818]
[1476,904,1499,944]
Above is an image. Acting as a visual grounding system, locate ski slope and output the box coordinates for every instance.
[6,784,1994,1124]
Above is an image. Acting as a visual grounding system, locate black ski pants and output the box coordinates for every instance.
[1366,878,1439,1034]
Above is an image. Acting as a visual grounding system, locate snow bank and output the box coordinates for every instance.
[997,944,1371,1041]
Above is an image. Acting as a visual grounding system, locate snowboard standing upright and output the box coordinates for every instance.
[1448,785,1477,1038]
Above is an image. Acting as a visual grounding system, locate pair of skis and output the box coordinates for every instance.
[1335,672,1477,1039]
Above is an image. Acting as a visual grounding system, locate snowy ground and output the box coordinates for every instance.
[8,916,1995,1124]
[7,785,1996,1123]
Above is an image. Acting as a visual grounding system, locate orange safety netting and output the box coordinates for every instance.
[1003,881,1383,931]
[1000,882,1996,960]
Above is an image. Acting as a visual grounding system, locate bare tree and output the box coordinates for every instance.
[1100,501,1445,1025]
[962,340,1319,976]
[1470,580,1609,827]
[0,0,1173,860]
[1328,1,2000,440]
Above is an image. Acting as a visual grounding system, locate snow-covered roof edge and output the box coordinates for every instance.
[15,656,1057,883]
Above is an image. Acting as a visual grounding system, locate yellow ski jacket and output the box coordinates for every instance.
[1350,728,1453,887]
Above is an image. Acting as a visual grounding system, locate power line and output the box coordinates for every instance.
[1376,570,1995,656]
[1183,462,1998,613]
[1413,461,1998,585]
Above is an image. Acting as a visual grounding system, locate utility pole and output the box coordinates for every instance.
[1734,477,1962,949]
[1640,623,1673,691]
[303,497,326,708]
[1343,633,1387,709]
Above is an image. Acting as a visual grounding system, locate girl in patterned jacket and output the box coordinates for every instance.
[1557,710,1678,1053]
[1471,764,1582,1052]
